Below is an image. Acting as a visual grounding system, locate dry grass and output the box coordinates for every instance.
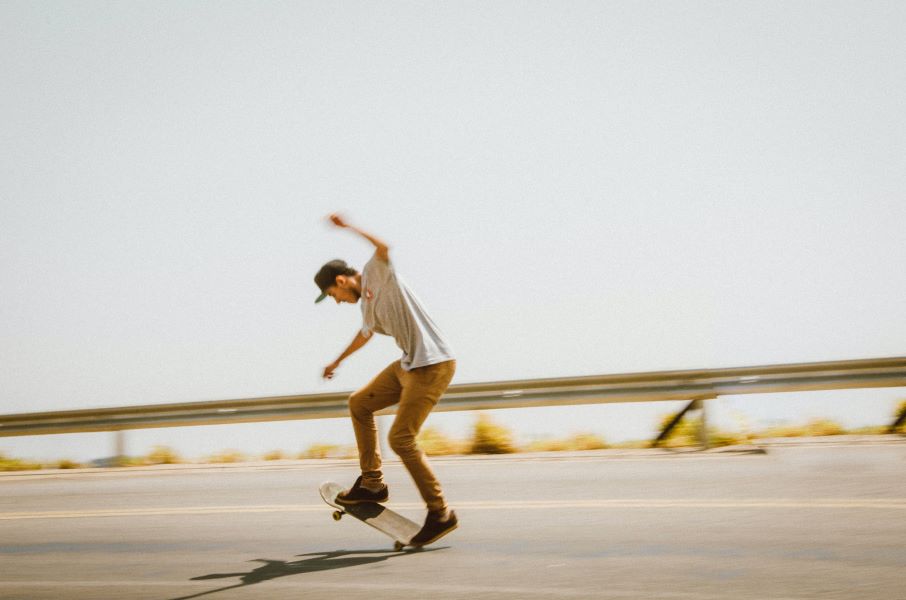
[418,426,465,456]
[758,418,845,438]
[146,445,183,464]
[0,453,43,471]
[894,400,906,433]
[299,444,357,459]
[5,401,902,472]
[527,432,608,452]
[468,414,516,454]
[205,449,246,463]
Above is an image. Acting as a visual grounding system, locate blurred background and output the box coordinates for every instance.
[2,1,904,465]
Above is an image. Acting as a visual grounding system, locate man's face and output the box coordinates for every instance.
[325,275,360,304]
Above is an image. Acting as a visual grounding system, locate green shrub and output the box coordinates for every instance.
[55,459,82,469]
[468,414,516,454]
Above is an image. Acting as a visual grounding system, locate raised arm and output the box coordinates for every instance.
[327,213,390,262]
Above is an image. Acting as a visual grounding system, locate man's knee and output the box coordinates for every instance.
[388,428,417,456]
[348,391,372,420]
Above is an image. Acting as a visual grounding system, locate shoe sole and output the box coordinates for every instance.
[335,496,389,506]
[409,522,458,548]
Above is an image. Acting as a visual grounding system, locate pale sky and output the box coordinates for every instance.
[2,1,904,462]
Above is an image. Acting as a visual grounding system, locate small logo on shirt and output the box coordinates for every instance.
[364,288,374,301]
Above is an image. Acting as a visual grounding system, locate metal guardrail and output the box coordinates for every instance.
[2,357,905,438]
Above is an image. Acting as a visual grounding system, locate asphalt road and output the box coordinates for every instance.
[1,443,904,600]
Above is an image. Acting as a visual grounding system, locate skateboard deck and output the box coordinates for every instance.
[319,481,421,551]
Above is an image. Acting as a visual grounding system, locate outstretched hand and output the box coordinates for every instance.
[327,213,349,228]
[322,361,340,380]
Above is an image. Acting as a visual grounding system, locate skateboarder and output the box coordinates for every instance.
[315,213,458,547]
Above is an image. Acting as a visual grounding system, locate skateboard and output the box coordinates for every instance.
[319,481,421,551]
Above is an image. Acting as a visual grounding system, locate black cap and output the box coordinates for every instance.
[314,259,354,303]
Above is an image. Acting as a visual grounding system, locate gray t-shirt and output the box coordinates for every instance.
[359,254,455,371]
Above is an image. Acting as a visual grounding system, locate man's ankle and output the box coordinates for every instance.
[432,508,452,522]
[361,481,385,493]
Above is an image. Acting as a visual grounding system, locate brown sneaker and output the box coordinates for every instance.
[409,509,458,547]
[336,475,389,505]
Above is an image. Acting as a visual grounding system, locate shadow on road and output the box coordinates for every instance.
[168,547,446,600]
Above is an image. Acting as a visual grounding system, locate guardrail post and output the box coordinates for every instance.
[114,430,127,467]
[697,399,710,450]
[889,404,906,434]
[652,400,698,448]
[652,396,714,450]
[378,415,390,459]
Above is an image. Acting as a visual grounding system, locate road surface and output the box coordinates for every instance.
[1,443,904,599]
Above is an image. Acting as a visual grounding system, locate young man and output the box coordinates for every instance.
[314,213,458,547]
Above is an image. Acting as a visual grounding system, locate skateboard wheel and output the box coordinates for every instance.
[332,511,343,521]
[393,541,405,551]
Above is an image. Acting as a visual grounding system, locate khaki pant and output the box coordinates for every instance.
[348,359,456,513]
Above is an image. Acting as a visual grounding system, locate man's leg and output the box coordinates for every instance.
[347,361,402,491]
[388,360,456,514]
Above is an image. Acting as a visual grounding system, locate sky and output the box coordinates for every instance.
[1,1,904,462]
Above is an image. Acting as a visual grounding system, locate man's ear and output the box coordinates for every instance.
[335,274,349,289]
